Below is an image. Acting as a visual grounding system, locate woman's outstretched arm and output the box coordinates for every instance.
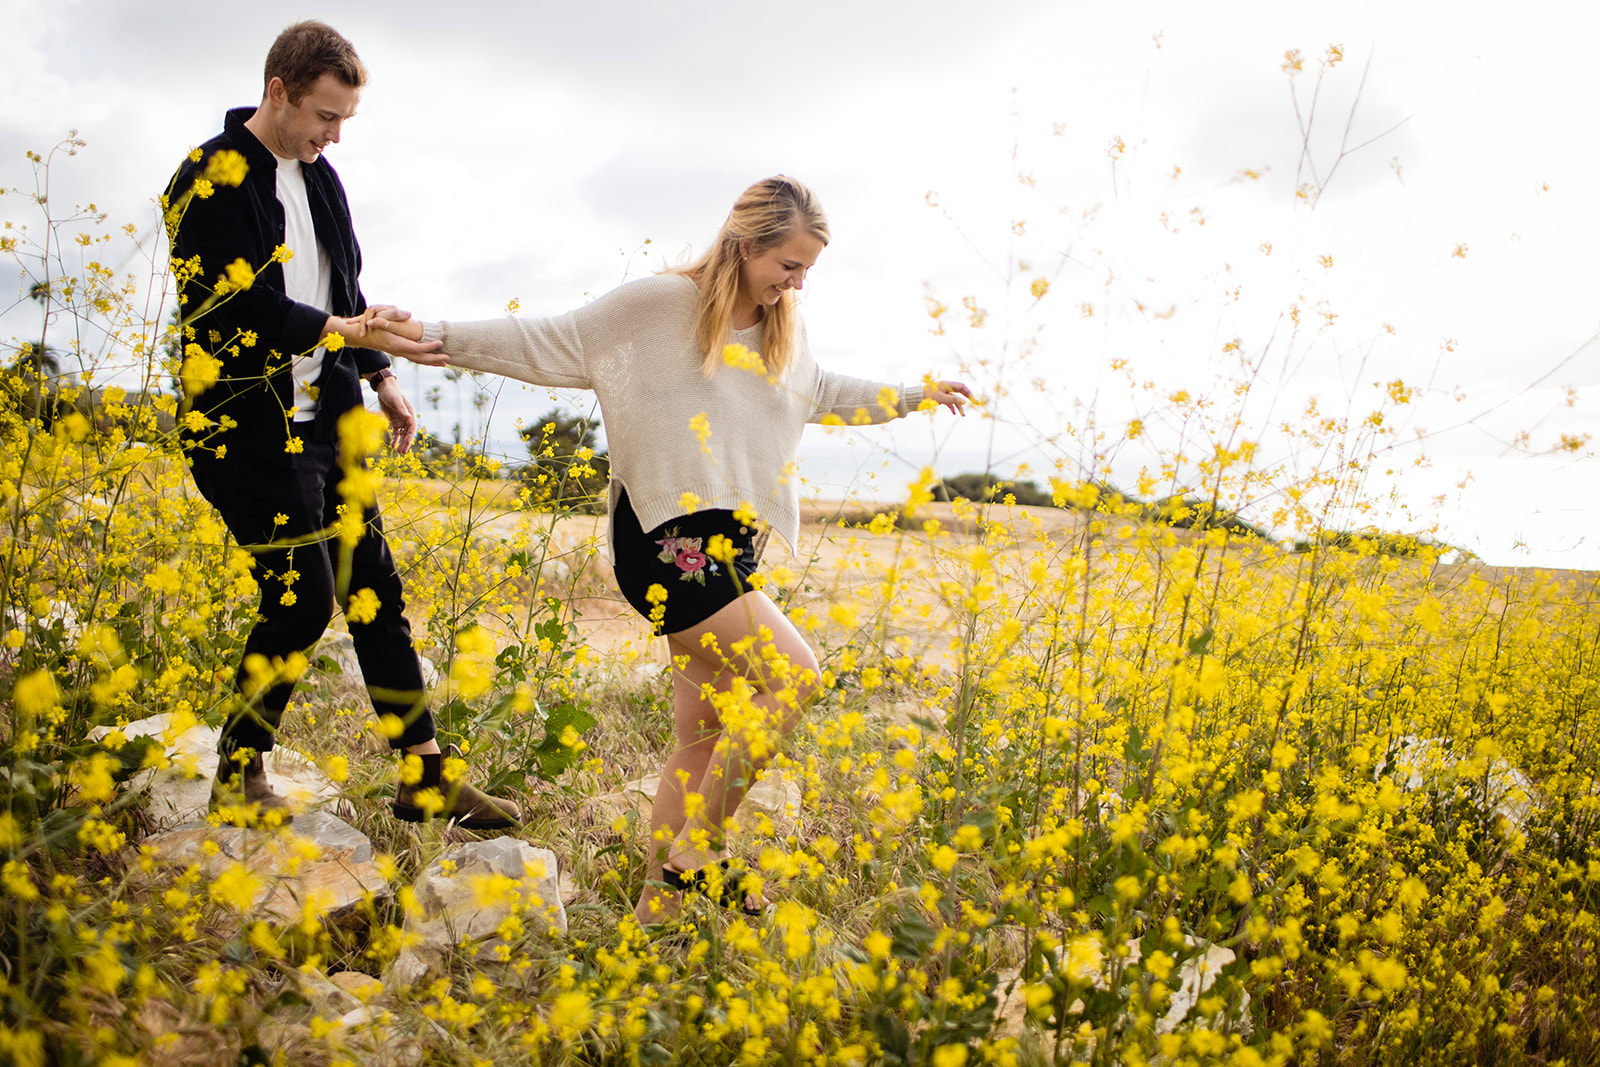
[360,305,593,391]
[809,368,973,424]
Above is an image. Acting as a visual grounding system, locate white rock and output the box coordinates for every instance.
[388,838,567,987]
[577,776,655,829]
[86,712,339,828]
[142,810,390,928]
[316,1006,425,1067]
[1157,939,1244,1033]
[3,599,82,641]
[992,935,1248,1040]
[745,767,804,819]
[328,971,385,1002]
[296,968,361,1016]
[1384,734,1539,830]
[630,658,668,688]
[337,1006,379,1029]
[314,632,361,678]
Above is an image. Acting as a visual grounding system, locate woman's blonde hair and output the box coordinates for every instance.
[672,176,829,378]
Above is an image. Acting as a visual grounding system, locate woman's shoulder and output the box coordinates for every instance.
[618,271,698,305]
[583,272,698,323]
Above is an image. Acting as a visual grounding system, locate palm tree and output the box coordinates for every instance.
[6,281,61,422]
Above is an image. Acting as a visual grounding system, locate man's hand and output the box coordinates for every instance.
[375,376,419,454]
[325,307,447,366]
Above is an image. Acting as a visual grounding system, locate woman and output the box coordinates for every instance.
[365,176,970,924]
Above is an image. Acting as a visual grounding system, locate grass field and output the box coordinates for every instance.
[3,133,1598,1067]
[4,443,1598,1065]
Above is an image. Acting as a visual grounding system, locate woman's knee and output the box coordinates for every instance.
[753,623,819,707]
[788,641,822,694]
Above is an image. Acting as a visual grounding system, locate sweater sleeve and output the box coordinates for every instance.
[421,311,592,390]
[809,368,926,425]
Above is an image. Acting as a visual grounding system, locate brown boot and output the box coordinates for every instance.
[392,752,521,830]
[211,749,295,824]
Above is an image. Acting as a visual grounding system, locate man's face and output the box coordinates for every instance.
[267,73,360,163]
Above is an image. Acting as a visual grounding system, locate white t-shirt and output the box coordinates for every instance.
[276,155,334,422]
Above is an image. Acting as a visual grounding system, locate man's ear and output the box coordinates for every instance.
[263,76,288,109]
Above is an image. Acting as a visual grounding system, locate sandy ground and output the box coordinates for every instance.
[448,497,1091,672]
[379,480,1595,677]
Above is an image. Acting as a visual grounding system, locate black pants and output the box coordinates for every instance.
[189,435,435,755]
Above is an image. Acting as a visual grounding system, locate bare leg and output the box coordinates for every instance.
[631,591,819,923]
[634,647,722,924]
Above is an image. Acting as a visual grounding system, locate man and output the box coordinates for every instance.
[164,20,517,829]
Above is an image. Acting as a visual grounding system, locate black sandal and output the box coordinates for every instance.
[661,859,764,918]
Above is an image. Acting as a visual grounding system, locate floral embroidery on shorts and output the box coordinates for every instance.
[656,528,720,586]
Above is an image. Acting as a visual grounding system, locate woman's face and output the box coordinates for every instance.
[738,229,826,309]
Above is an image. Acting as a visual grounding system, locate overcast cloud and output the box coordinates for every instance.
[3,0,1596,567]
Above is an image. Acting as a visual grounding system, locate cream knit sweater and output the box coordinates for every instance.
[422,273,925,557]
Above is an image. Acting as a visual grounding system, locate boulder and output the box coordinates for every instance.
[388,838,567,987]
[295,967,362,1016]
[3,599,82,643]
[260,969,415,1064]
[328,971,386,1002]
[142,809,390,928]
[87,712,340,828]
[993,935,1248,1041]
[1156,939,1243,1032]
[1383,734,1539,831]
[134,998,236,1064]
[314,632,361,678]
[417,653,440,690]
[258,1008,423,1067]
[742,767,805,821]
[578,776,657,829]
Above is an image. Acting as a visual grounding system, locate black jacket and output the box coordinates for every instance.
[165,107,390,458]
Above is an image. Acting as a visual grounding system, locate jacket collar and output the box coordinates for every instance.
[222,107,279,180]
[223,107,332,186]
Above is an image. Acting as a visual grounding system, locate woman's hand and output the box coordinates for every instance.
[926,380,974,416]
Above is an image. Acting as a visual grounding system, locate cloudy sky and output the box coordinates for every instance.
[4,0,1596,567]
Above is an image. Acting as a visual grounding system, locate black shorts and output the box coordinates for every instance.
[611,488,764,635]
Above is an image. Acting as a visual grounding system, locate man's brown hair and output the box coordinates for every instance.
[263,21,367,105]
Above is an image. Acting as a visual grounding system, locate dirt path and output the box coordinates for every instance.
[449,498,1090,671]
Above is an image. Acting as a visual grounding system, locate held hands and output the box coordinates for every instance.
[327,306,449,366]
[364,306,449,366]
[925,380,975,416]
[318,305,438,453]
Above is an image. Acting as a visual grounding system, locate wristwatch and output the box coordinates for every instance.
[365,367,396,389]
